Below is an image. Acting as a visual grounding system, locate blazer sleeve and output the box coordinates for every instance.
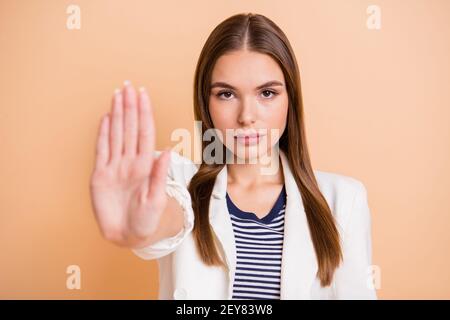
[333,181,378,299]
[131,150,198,260]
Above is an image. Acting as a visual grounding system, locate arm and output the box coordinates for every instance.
[333,181,378,299]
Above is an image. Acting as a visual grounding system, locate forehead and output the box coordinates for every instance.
[211,50,284,86]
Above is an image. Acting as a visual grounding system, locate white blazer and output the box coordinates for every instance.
[132,150,377,300]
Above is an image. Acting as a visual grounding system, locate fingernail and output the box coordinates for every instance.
[114,88,120,95]
[138,86,146,93]
[123,80,131,86]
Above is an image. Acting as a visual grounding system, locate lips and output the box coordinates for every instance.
[234,130,266,139]
[235,133,260,138]
[233,130,266,146]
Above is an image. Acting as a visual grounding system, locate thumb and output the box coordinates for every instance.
[147,148,171,201]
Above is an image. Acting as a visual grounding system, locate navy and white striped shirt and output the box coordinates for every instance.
[226,185,286,300]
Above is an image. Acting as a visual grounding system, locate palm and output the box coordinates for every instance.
[89,82,171,246]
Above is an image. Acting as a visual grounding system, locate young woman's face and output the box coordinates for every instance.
[208,50,289,161]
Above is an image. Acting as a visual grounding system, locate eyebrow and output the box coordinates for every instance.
[210,80,284,90]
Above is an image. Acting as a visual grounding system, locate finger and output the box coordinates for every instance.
[95,114,110,170]
[123,80,138,157]
[137,87,155,160]
[147,149,171,201]
[110,88,123,163]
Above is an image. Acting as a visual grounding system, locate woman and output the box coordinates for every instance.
[89,13,377,300]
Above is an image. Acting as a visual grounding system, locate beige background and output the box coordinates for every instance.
[1,0,449,299]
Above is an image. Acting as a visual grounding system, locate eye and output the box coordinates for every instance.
[215,90,279,100]
[216,91,234,100]
[261,90,278,99]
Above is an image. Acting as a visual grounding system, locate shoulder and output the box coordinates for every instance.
[312,169,369,229]
[313,169,366,196]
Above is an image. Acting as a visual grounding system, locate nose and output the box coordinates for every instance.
[237,96,257,126]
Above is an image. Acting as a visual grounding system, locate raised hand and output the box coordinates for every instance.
[89,81,172,248]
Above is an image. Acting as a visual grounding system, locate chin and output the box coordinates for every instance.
[225,144,276,164]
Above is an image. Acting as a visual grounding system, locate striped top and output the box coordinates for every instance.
[226,185,286,300]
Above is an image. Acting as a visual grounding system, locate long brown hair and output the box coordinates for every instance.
[188,13,342,287]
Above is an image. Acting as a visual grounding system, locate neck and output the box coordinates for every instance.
[226,150,284,188]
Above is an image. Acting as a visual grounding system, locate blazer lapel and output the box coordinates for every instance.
[207,150,318,300]
[209,164,236,299]
[279,150,318,299]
